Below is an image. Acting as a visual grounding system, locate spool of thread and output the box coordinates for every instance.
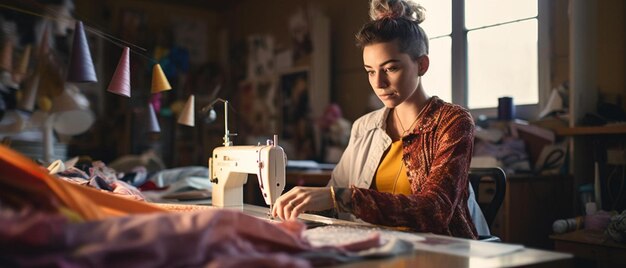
[497,97,515,120]
[585,211,611,231]
[553,216,584,234]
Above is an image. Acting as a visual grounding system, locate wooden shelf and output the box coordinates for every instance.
[554,125,626,136]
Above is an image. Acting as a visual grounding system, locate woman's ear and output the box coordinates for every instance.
[417,55,429,76]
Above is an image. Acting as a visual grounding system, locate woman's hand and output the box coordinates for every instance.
[271,186,333,220]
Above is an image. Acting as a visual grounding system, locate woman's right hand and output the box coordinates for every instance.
[271,186,334,220]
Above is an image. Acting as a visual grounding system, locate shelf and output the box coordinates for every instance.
[554,125,626,136]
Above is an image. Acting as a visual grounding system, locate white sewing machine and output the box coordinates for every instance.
[205,99,286,211]
[209,135,286,210]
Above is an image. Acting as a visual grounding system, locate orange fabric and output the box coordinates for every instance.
[0,145,165,220]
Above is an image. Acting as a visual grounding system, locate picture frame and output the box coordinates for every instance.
[278,68,317,160]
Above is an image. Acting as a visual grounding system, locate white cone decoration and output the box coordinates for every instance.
[177,94,195,127]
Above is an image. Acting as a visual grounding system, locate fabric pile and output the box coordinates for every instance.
[0,145,412,267]
[49,159,147,201]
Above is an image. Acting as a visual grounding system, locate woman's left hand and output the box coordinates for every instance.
[271,186,333,220]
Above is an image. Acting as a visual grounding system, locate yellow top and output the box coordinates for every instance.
[373,140,411,195]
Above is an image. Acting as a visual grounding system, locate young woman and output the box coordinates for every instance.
[271,0,487,239]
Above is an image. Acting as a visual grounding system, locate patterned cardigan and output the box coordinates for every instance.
[329,97,477,239]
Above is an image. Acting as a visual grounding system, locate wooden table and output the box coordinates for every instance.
[241,205,573,267]
[334,248,571,268]
[551,229,626,267]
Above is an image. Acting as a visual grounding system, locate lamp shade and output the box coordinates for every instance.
[107,47,131,97]
[177,94,195,126]
[49,84,95,135]
[66,21,97,83]
[151,64,171,93]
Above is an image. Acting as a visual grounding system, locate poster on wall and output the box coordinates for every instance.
[237,78,279,144]
[279,70,316,160]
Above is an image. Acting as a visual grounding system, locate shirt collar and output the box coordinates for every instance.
[373,96,441,135]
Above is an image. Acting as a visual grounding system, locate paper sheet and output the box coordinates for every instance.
[413,235,524,258]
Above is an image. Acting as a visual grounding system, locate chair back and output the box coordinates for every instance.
[468,167,506,228]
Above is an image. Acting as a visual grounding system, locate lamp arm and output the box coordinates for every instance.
[200,98,233,146]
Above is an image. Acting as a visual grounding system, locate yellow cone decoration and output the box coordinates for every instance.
[1,40,13,71]
[151,64,171,93]
[177,94,195,126]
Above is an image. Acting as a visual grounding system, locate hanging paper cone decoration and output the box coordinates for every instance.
[67,21,97,83]
[1,40,13,71]
[16,44,31,75]
[107,47,131,97]
[18,74,41,111]
[146,103,161,133]
[151,64,171,93]
[177,94,195,127]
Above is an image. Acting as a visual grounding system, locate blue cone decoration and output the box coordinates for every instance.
[146,103,160,133]
[67,21,97,83]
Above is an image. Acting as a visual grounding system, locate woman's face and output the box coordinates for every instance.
[363,41,426,108]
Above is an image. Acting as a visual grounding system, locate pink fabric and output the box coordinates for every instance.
[1,208,382,267]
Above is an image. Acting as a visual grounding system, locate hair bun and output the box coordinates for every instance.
[369,0,425,24]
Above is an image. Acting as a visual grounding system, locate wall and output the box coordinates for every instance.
[67,0,626,165]
[553,0,626,110]
[224,0,370,121]
[227,0,625,121]
[551,0,569,89]
[597,0,626,108]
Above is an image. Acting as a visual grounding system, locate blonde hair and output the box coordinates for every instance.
[369,0,425,23]
[356,0,429,59]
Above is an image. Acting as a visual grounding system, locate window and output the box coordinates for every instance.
[419,0,549,118]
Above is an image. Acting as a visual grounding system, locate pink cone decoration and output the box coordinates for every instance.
[107,47,131,97]
[18,74,41,111]
[177,94,195,127]
[1,40,13,71]
[67,21,97,83]
[146,103,161,133]
[151,64,171,93]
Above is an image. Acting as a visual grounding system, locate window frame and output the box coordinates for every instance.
[446,0,550,120]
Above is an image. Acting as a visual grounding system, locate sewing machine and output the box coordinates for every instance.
[209,135,286,210]
[204,99,286,211]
